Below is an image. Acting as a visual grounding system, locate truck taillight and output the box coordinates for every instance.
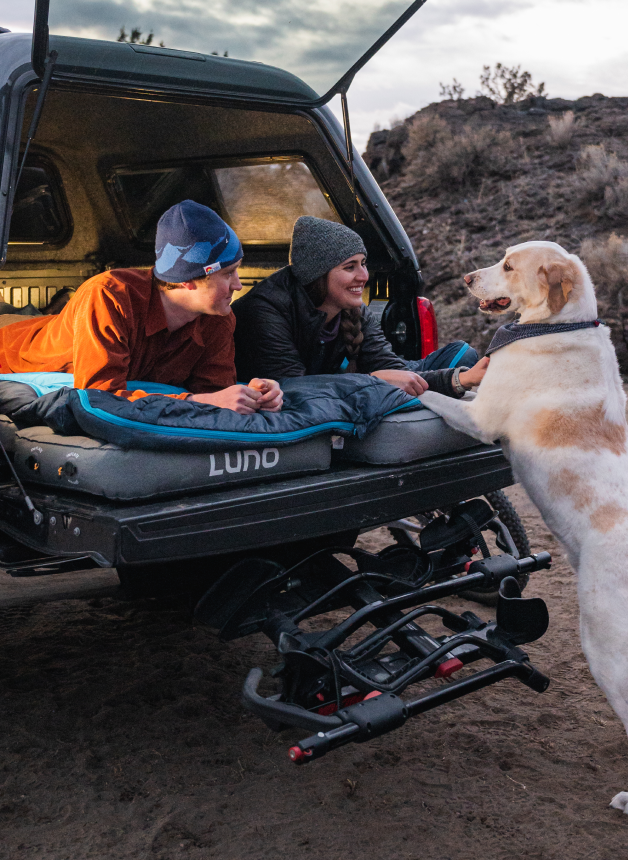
[417,297,438,358]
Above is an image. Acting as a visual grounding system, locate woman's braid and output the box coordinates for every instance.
[340,306,364,373]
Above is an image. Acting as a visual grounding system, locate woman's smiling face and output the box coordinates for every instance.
[318,254,368,319]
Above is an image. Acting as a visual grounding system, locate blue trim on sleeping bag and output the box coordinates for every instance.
[73,390,423,443]
[384,397,421,416]
[127,381,187,395]
[0,372,187,397]
[76,389,358,442]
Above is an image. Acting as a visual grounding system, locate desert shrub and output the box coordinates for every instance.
[580,233,628,374]
[117,27,164,47]
[580,233,628,306]
[548,110,576,148]
[403,115,515,192]
[439,78,465,100]
[574,144,628,220]
[404,114,451,154]
[478,63,545,104]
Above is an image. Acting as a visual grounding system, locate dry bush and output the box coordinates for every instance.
[548,111,576,148]
[404,114,451,155]
[580,233,628,374]
[478,63,545,104]
[574,144,628,220]
[403,116,515,193]
[580,233,628,306]
[439,78,465,100]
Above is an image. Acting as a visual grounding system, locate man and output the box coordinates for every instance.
[0,200,282,414]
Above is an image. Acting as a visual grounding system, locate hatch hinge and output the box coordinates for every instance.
[15,48,58,198]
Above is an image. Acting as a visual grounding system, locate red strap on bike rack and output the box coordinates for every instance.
[434,657,464,679]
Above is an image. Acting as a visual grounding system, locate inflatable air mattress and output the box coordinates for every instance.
[341,407,481,464]
[0,373,481,500]
[8,423,332,500]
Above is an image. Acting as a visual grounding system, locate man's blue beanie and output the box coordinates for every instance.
[154,200,243,283]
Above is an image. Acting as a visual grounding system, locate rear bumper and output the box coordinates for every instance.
[0,445,513,567]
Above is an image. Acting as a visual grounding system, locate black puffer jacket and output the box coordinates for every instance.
[233,267,459,396]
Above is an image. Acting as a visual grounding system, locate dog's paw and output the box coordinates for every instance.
[417,390,447,413]
[610,792,628,812]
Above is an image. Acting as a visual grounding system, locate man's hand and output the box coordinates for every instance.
[371,369,428,396]
[459,356,490,389]
[188,379,284,414]
[248,378,283,412]
[189,385,262,414]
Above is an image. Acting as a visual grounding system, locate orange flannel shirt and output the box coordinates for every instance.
[0,269,236,401]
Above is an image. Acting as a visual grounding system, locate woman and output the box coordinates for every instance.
[234,216,488,398]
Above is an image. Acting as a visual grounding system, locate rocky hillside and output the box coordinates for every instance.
[363,93,628,371]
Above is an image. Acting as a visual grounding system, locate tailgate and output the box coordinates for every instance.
[0,445,512,567]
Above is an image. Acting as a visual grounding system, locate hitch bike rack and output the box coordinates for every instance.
[195,499,552,763]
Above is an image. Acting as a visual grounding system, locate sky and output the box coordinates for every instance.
[2,0,628,150]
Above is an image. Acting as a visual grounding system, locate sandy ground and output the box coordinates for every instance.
[1,484,627,860]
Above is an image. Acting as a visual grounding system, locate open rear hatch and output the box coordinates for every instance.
[34,0,428,104]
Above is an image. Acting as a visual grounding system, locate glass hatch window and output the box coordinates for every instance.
[8,158,70,245]
[111,158,340,246]
[214,162,340,244]
[46,0,417,100]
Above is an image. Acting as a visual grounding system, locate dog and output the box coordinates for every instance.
[419,240,628,811]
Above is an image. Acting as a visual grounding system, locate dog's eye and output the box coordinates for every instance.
[503,261,512,272]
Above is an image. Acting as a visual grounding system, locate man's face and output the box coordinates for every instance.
[187,261,243,316]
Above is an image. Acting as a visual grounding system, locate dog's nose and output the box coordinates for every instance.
[464,273,474,286]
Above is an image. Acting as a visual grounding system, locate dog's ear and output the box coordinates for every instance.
[538,261,576,314]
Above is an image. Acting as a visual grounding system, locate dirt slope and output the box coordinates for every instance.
[363,94,628,368]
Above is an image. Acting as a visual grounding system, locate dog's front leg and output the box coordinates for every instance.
[419,391,498,445]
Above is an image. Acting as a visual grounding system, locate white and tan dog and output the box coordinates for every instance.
[419,240,628,811]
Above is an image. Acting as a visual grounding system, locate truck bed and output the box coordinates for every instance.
[0,445,512,568]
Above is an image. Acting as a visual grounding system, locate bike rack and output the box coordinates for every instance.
[195,499,552,763]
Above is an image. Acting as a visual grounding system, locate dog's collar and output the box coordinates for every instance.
[486,319,604,355]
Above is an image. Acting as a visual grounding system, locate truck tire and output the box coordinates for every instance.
[459,489,530,605]
[387,491,531,606]
[485,489,531,558]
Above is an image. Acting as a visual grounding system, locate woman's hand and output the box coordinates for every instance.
[249,378,284,412]
[189,385,263,414]
[458,356,490,389]
[371,369,428,396]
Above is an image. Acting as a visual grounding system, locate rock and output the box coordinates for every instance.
[361,92,628,372]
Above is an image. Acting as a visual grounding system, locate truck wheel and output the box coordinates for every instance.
[486,489,531,558]
[459,489,531,606]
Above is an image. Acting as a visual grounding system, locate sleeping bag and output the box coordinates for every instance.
[8,374,422,453]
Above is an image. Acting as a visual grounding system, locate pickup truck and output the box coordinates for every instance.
[0,3,555,759]
[0,13,519,573]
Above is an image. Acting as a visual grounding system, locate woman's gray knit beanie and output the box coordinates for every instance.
[289,216,366,286]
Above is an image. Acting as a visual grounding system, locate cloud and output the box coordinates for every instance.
[6,0,628,145]
[38,0,422,93]
[345,0,628,150]
[4,0,545,95]
[21,0,534,95]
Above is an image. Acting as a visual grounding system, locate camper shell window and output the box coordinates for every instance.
[9,157,71,246]
[109,157,341,248]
